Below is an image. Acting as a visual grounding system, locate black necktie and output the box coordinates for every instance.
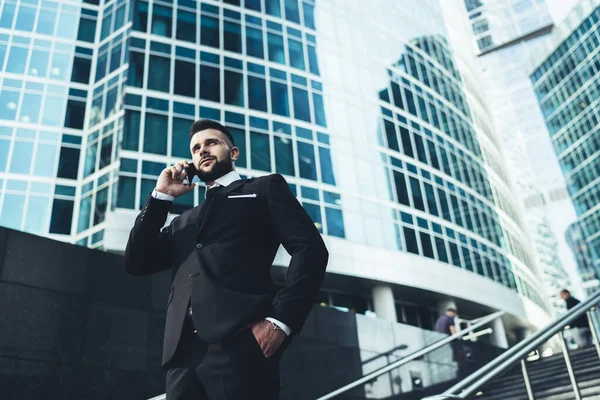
[198,185,223,223]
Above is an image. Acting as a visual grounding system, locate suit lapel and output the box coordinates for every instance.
[197,179,247,234]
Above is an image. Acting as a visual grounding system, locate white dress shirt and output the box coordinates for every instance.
[151,170,291,335]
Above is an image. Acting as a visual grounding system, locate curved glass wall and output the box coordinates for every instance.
[0,0,546,310]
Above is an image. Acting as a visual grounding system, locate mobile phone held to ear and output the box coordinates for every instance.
[184,163,198,186]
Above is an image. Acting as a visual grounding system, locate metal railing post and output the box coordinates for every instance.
[587,308,600,360]
[520,359,535,400]
[558,330,581,400]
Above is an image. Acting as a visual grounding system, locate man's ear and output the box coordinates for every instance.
[230,146,239,161]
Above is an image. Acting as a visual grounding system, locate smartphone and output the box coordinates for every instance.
[184,163,198,186]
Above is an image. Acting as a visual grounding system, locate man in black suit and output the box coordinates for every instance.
[125,119,329,399]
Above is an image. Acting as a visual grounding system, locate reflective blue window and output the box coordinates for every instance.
[325,207,344,237]
[99,135,113,169]
[0,90,19,121]
[292,87,310,122]
[110,44,122,73]
[128,52,145,87]
[95,51,107,81]
[274,136,294,176]
[16,4,36,31]
[246,27,264,58]
[384,120,399,151]
[303,2,315,29]
[307,45,319,75]
[41,96,66,127]
[172,190,194,214]
[224,21,242,53]
[94,188,108,225]
[172,117,193,158]
[409,177,424,211]
[312,93,326,127]
[250,131,271,172]
[176,9,196,42]
[284,0,300,24]
[420,232,434,258]
[50,52,71,81]
[224,70,245,106]
[6,46,28,74]
[144,113,168,155]
[57,12,78,39]
[20,93,42,124]
[133,1,149,32]
[288,38,305,70]
[100,13,112,40]
[123,110,140,151]
[201,16,220,48]
[248,76,268,112]
[230,128,247,168]
[0,44,5,70]
[50,199,73,234]
[57,147,80,179]
[404,227,419,254]
[303,202,322,232]
[268,33,285,64]
[0,139,10,171]
[34,143,58,177]
[246,0,262,11]
[174,60,196,97]
[297,141,316,180]
[24,195,50,234]
[115,4,126,30]
[318,147,335,185]
[270,81,289,116]
[10,141,33,174]
[28,49,49,77]
[0,193,24,230]
[117,177,136,210]
[200,65,220,102]
[78,195,91,232]
[84,141,98,177]
[265,0,282,17]
[152,5,173,37]
[0,3,16,29]
[148,55,170,92]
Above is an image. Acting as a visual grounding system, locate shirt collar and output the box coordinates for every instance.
[206,170,241,193]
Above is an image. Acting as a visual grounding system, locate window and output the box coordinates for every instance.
[424,183,438,216]
[284,0,300,23]
[201,15,220,48]
[20,93,42,124]
[268,33,285,64]
[404,227,419,254]
[123,110,140,150]
[288,38,305,70]
[49,199,73,234]
[224,70,244,106]
[176,9,196,42]
[65,100,86,130]
[143,113,168,155]
[117,176,136,209]
[72,57,91,84]
[410,177,424,211]
[152,5,172,37]
[224,21,242,53]
[303,203,322,232]
[274,136,294,176]
[34,143,58,177]
[248,76,268,111]
[0,194,24,230]
[297,141,316,180]
[319,147,335,185]
[174,60,196,97]
[313,93,326,127]
[133,1,149,32]
[292,88,310,122]
[99,135,113,169]
[200,65,220,102]
[384,120,399,151]
[57,147,80,179]
[250,131,271,172]
[307,45,319,75]
[246,0,262,11]
[10,141,33,174]
[246,27,264,58]
[172,190,194,214]
[435,237,449,263]
[326,208,344,237]
[393,171,410,206]
[6,46,28,74]
[172,117,193,158]
[270,81,289,116]
[24,196,50,235]
[109,44,122,73]
[148,55,170,93]
[230,128,246,168]
[78,195,91,232]
[265,0,282,17]
[128,52,145,88]
[94,188,108,225]
[0,4,16,29]
[303,2,315,29]
[15,5,36,31]
[420,232,434,258]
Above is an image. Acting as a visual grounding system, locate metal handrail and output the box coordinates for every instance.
[423,290,600,400]
[316,310,505,400]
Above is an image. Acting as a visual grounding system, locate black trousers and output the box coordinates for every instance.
[165,317,283,400]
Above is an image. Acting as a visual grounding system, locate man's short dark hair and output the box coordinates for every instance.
[189,119,235,147]
[447,308,457,313]
[560,289,570,295]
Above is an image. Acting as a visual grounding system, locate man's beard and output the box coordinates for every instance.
[197,152,234,183]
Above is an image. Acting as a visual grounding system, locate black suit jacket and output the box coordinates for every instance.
[124,173,329,366]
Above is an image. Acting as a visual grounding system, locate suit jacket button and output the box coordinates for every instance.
[196,243,203,249]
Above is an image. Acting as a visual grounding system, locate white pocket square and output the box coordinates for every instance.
[228,193,258,198]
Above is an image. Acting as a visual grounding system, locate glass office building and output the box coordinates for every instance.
[457,0,577,314]
[0,0,550,335]
[531,0,600,292]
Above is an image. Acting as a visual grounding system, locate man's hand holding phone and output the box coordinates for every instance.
[155,161,197,198]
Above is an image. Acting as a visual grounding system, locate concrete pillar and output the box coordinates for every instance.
[489,317,509,349]
[372,285,397,323]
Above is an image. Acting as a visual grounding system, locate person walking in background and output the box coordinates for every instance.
[434,308,458,336]
[125,119,329,400]
[560,289,592,349]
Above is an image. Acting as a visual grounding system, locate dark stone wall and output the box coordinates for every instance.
[0,228,364,400]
